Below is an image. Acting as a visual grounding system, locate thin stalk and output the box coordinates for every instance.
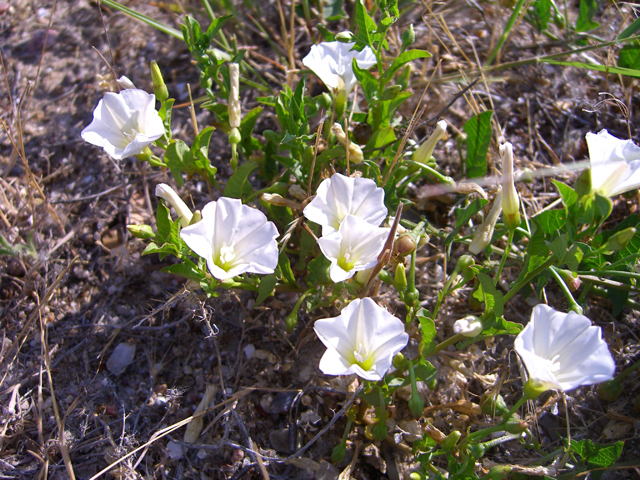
[486,0,528,65]
[503,257,556,303]
[577,270,640,280]
[549,266,582,314]
[99,0,183,39]
[465,395,527,443]
[494,229,514,286]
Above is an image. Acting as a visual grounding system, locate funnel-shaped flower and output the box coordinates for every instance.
[469,189,502,255]
[412,120,447,164]
[317,215,389,282]
[302,41,376,94]
[303,173,387,236]
[180,198,279,280]
[586,129,640,197]
[514,304,615,395]
[81,89,164,160]
[155,183,193,228]
[314,297,409,381]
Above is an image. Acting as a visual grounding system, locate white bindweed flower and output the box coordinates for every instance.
[155,183,193,228]
[314,297,409,381]
[180,197,279,280]
[586,129,640,197]
[303,173,387,236]
[82,89,164,160]
[317,215,389,282]
[514,304,615,397]
[302,41,376,94]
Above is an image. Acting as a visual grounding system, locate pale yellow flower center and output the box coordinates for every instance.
[215,245,236,271]
[338,249,355,272]
[352,343,374,371]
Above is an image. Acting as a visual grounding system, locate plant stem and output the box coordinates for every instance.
[549,266,582,314]
[503,257,556,303]
[494,229,514,286]
[485,0,528,65]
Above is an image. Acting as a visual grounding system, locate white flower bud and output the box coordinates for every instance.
[155,183,193,228]
[500,142,520,231]
[469,189,502,255]
[453,315,483,337]
[228,63,241,129]
[331,123,364,164]
[117,75,136,90]
[412,120,447,164]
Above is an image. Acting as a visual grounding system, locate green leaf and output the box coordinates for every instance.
[463,111,493,178]
[161,262,202,282]
[414,360,437,384]
[607,282,629,317]
[576,0,599,32]
[417,310,437,356]
[156,202,172,241]
[552,179,578,208]
[352,60,379,104]
[549,235,568,262]
[278,251,297,286]
[306,253,332,286]
[511,220,551,288]
[445,198,489,247]
[618,17,640,40]
[256,274,278,306]
[205,14,232,40]
[533,209,566,237]
[475,271,504,319]
[543,59,640,79]
[165,140,191,187]
[531,0,551,32]
[572,439,624,469]
[354,0,376,50]
[224,161,258,198]
[382,50,431,82]
[365,125,396,151]
[323,0,347,20]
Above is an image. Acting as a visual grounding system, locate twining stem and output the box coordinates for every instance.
[464,395,527,443]
[494,229,515,286]
[485,0,529,65]
[503,257,556,303]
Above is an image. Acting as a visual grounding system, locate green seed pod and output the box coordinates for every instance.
[486,465,512,480]
[395,234,417,257]
[503,416,528,434]
[467,443,485,460]
[392,353,407,371]
[318,92,332,109]
[228,127,241,146]
[409,392,424,418]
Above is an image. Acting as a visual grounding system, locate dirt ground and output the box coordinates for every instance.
[1,0,639,479]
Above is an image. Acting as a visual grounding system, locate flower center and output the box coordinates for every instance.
[214,245,236,271]
[338,249,355,272]
[353,343,374,371]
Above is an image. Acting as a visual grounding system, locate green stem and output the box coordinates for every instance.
[577,270,640,280]
[494,229,514,286]
[465,395,527,443]
[549,266,582,314]
[480,432,522,450]
[503,257,556,303]
[99,0,183,39]
[431,333,467,355]
[485,0,528,65]
[611,357,640,384]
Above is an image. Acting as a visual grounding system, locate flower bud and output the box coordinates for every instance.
[409,473,426,480]
[394,234,416,257]
[332,123,364,164]
[606,227,636,252]
[127,224,155,239]
[500,142,520,231]
[441,430,461,452]
[136,147,153,163]
[318,92,332,109]
[228,63,242,129]
[117,75,136,90]
[393,263,408,291]
[150,61,169,102]
[468,443,486,459]
[556,268,580,291]
[409,391,424,418]
[597,379,622,402]
[479,392,509,416]
[401,24,415,50]
[412,120,447,164]
[453,315,483,337]
[504,416,529,434]
[457,254,476,282]
[155,183,193,228]
[469,189,503,255]
[335,31,355,42]
[392,353,408,371]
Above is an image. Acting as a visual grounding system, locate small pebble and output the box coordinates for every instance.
[106,342,136,375]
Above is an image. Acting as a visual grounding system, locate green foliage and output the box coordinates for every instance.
[463,111,493,178]
[165,128,218,187]
[575,0,599,32]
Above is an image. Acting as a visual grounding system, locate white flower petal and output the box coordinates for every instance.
[587,129,640,196]
[514,304,615,393]
[313,298,408,382]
